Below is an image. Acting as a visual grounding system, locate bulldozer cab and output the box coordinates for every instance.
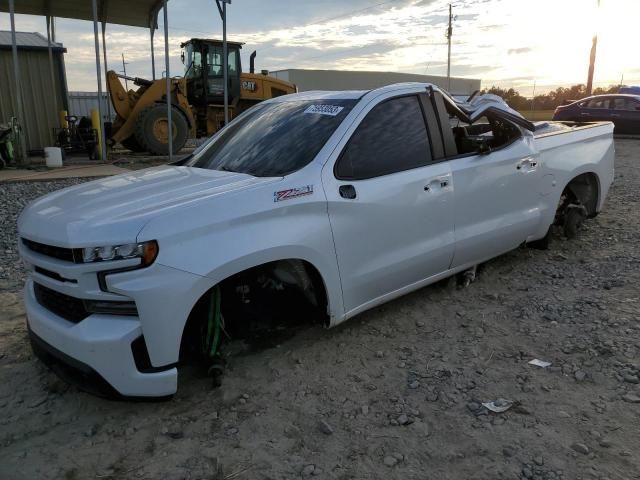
[182,39,243,107]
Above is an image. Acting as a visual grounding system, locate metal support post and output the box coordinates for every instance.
[91,0,108,161]
[163,0,173,161]
[102,21,113,121]
[9,0,28,163]
[446,3,453,92]
[46,15,59,137]
[216,0,231,125]
[150,28,156,80]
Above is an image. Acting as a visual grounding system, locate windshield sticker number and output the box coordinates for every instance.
[304,105,344,116]
[274,185,314,202]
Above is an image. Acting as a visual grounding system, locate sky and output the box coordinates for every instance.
[1,0,638,95]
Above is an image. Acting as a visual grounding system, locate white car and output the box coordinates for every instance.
[18,83,615,398]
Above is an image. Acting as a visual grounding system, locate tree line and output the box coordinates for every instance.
[480,84,622,111]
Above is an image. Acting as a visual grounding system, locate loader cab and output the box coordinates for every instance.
[182,39,242,106]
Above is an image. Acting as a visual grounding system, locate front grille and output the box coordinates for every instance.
[22,238,77,263]
[33,283,89,323]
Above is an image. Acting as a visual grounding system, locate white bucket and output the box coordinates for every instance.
[44,147,63,168]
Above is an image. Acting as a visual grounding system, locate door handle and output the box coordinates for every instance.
[517,157,538,171]
[339,184,357,199]
[610,114,621,118]
[425,176,451,191]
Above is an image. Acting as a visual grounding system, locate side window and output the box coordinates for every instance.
[611,98,626,110]
[587,98,610,109]
[613,98,640,111]
[336,96,432,179]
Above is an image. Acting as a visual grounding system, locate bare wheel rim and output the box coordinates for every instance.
[151,118,178,145]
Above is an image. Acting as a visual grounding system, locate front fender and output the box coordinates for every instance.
[197,244,343,323]
[135,169,345,360]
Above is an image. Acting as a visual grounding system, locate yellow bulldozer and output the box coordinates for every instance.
[106,39,296,155]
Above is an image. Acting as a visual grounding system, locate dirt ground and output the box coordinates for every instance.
[1,140,639,480]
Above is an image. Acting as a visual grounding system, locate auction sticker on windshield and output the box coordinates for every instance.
[304,105,344,116]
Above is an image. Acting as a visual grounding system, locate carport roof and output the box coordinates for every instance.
[0,0,165,29]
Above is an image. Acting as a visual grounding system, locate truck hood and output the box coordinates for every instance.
[18,166,278,247]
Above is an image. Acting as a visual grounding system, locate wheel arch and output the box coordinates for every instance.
[177,255,334,361]
[562,171,600,217]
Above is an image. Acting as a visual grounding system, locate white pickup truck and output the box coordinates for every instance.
[18,83,614,398]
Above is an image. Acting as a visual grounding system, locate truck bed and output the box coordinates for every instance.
[533,120,612,139]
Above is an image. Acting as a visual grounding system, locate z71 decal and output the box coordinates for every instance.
[274,185,314,202]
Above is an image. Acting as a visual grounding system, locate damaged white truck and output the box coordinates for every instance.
[18,83,614,398]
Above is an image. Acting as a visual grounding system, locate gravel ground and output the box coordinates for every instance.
[0,178,96,292]
[1,139,639,480]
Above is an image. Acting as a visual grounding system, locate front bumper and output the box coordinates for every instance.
[24,278,177,397]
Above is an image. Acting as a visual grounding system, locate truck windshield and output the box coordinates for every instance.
[186,99,357,177]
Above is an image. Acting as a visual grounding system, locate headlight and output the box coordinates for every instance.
[79,240,158,266]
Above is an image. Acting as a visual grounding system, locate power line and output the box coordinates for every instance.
[294,0,403,29]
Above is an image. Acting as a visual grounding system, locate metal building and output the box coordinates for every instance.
[271,69,481,96]
[68,92,113,122]
[0,31,68,153]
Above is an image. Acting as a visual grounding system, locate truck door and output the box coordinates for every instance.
[430,92,542,268]
[322,93,455,315]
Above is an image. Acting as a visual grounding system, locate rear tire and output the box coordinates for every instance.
[134,104,189,156]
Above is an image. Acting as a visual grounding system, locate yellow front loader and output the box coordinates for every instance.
[107,39,296,155]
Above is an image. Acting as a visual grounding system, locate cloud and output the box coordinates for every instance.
[2,0,638,91]
[508,47,532,55]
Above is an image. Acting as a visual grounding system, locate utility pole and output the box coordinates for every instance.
[531,80,536,114]
[216,0,232,125]
[121,53,130,90]
[586,0,600,96]
[446,4,453,92]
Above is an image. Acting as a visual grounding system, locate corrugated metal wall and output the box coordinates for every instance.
[0,48,67,152]
[68,92,114,122]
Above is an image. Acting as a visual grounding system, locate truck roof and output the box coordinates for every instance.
[269,90,370,102]
[267,82,446,103]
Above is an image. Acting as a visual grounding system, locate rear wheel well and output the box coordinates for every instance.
[553,172,600,239]
[179,259,328,362]
[563,172,599,217]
